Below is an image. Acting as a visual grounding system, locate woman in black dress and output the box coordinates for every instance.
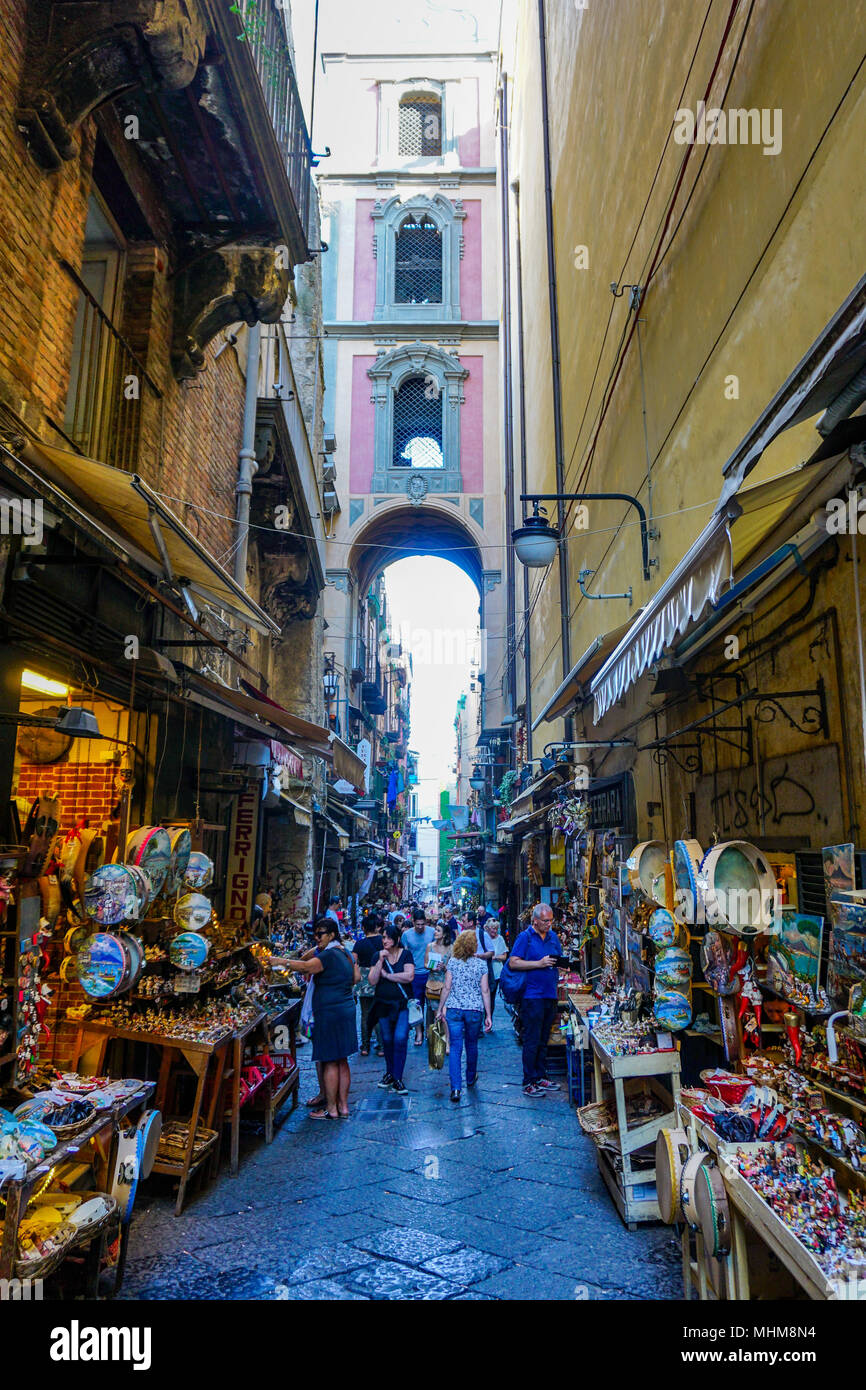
[274,915,360,1118]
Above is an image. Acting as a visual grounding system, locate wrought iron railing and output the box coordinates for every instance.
[231,0,313,242]
[60,260,160,471]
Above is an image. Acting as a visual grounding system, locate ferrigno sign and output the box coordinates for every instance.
[226,789,259,924]
[695,745,842,845]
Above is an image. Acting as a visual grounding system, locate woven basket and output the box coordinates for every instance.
[576,1100,617,1136]
[14,1191,118,1280]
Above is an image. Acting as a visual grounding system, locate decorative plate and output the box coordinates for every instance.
[654,946,692,989]
[166,827,192,895]
[77,933,130,999]
[169,931,210,971]
[648,907,677,947]
[653,988,692,1031]
[183,852,214,890]
[83,864,141,926]
[173,892,212,932]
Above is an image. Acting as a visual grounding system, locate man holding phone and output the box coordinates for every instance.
[508,903,563,1095]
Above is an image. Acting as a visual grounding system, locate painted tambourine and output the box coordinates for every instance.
[183,852,213,890]
[656,1126,691,1224]
[626,840,667,904]
[166,827,192,895]
[700,931,740,996]
[83,864,143,926]
[111,1109,162,1223]
[694,1159,731,1256]
[77,932,131,999]
[679,1150,712,1229]
[169,931,210,971]
[126,826,172,900]
[648,907,677,948]
[698,840,776,935]
[654,946,692,990]
[116,931,145,991]
[653,988,692,1031]
[672,839,704,919]
[173,892,212,932]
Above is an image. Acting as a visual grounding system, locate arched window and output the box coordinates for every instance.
[394,213,442,305]
[392,376,443,469]
[398,93,442,157]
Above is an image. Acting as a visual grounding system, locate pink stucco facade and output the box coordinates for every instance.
[458,78,481,167]
[460,356,483,493]
[353,200,377,320]
[459,199,483,320]
[350,354,377,492]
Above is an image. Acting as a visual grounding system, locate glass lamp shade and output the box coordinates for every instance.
[512,515,560,568]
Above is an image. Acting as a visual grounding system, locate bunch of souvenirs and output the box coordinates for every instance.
[98,997,262,1044]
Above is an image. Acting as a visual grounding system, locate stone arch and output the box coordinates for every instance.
[347,499,485,593]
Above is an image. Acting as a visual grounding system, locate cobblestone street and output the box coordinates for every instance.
[121,1022,681,1301]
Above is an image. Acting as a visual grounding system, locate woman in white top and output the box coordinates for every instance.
[436,929,492,1103]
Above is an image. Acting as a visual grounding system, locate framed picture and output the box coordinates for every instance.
[767,908,824,1007]
[822,843,855,899]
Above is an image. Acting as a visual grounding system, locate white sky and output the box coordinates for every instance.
[384,556,480,815]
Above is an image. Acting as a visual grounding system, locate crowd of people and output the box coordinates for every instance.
[273,900,563,1119]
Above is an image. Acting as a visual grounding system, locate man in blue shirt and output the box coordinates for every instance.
[509,903,563,1095]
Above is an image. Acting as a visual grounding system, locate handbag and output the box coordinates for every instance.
[299,977,315,1038]
[427,1017,447,1070]
[384,957,423,1026]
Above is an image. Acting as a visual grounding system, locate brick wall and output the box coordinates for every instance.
[17,761,117,830]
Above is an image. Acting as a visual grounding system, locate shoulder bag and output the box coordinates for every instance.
[385,956,423,1027]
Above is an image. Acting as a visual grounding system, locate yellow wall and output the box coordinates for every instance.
[506,0,866,732]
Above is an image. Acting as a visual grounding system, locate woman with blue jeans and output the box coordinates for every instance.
[367,922,415,1094]
[436,930,492,1103]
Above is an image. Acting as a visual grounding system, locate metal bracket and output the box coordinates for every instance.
[578,568,632,606]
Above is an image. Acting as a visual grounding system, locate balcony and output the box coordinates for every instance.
[362,663,387,716]
[59,261,161,471]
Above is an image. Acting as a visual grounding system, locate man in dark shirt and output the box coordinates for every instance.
[509,903,563,1096]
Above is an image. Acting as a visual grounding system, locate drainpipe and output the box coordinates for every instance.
[498,74,518,734]
[513,179,532,761]
[537,0,573,741]
[234,321,261,589]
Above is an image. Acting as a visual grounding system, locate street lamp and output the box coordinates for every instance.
[512,493,653,581]
[469,766,487,791]
[322,653,339,704]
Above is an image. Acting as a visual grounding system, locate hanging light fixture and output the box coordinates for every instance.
[511,502,560,568]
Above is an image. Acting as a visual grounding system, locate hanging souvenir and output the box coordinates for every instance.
[626,840,667,904]
[111,1109,162,1222]
[656,1126,691,1223]
[698,840,776,935]
[173,892,212,931]
[77,933,132,998]
[653,988,692,1031]
[654,945,692,990]
[672,839,704,921]
[126,826,172,900]
[166,827,192,895]
[169,931,210,971]
[84,863,142,925]
[647,906,677,947]
[183,851,214,890]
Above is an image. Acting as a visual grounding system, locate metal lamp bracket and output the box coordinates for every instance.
[578,568,632,606]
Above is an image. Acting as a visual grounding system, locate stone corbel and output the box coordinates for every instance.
[171,247,290,381]
[16,0,206,171]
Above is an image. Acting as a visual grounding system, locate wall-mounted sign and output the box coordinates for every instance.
[226,790,259,925]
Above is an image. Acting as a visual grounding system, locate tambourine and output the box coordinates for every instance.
[77,932,132,999]
[654,946,692,990]
[653,988,692,1031]
[63,923,90,956]
[116,931,145,991]
[183,852,213,890]
[672,840,704,918]
[83,864,143,926]
[173,892,212,931]
[626,840,667,903]
[648,907,677,947]
[169,931,210,971]
[126,826,172,900]
[680,1150,712,1229]
[694,1159,731,1256]
[699,840,776,935]
[656,1126,691,1223]
[111,1109,162,1222]
[166,827,192,895]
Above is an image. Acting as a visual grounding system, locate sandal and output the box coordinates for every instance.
[337,1110,350,1119]
[360,1049,370,1057]
[305,1095,326,1108]
[309,1109,338,1120]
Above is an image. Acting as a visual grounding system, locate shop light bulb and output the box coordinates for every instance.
[21,668,69,697]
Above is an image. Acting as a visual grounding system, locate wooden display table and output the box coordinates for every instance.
[0,1082,155,1291]
[590,1032,682,1227]
[248,999,301,1144]
[71,1021,234,1216]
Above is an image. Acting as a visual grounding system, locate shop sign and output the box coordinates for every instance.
[695,745,842,845]
[226,789,259,925]
[586,773,635,834]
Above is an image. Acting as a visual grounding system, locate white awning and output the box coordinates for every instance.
[591,504,739,721]
[280,794,312,828]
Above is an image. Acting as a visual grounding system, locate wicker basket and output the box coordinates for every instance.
[576,1100,617,1136]
[13,1191,118,1280]
[157,1121,218,1160]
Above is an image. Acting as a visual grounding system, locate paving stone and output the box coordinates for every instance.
[378,1169,479,1205]
[350,1226,463,1263]
[274,1277,369,1300]
[284,1241,377,1284]
[422,1247,511,1284]
[335,1258,459,1301]
[471,1262,580,1301]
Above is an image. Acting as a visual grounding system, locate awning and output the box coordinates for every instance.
[0,443,129,561]
[387,851,407,865]
[591,504,738,721]
[30,443,279,636]
[347,840,386,857]
[316,808,351,843]
[532,621,633,729]
[496,806,549,837]
[189,672,334,760]
[591,456,848,721]
[280,794,312,827]
[329,734,366,792]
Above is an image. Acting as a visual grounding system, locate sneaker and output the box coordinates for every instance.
[390,1079,408,1095]
[450,1089,461,1103]
[523,1083,545,1096]
[535,1078,559,1091]
[378,1073,394,1089]
[466,1077,478,1089]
